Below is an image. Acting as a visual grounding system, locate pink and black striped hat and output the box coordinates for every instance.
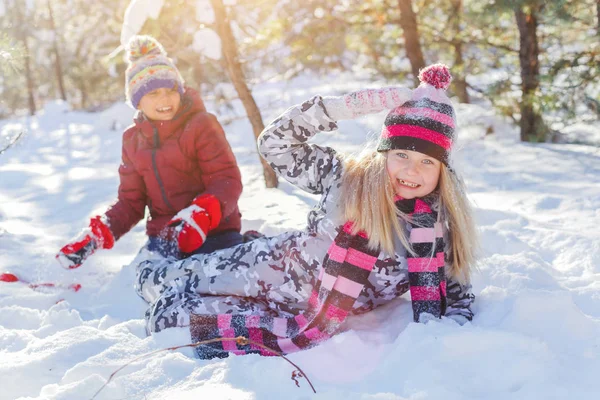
[378,64,455,165]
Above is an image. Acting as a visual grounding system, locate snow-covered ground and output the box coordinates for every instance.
[1,75,599,400]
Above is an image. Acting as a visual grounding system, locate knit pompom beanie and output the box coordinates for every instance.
[377,64,456,165]
[124,35,185,109]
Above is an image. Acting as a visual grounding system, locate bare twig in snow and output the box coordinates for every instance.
[0,130,25,155]
[90,336,316,399]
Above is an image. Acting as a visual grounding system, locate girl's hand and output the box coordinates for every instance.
[322,87,412,121]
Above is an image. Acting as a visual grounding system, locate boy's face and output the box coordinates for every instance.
[386,149,441,199]
[138,86,181,121]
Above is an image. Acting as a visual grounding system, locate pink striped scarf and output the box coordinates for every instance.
[189,197,445,359]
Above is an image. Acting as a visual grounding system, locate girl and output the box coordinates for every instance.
[135,64,477,359]
[55,36,244,268]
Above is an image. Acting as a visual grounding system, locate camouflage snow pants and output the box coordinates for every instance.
[134,231,321,337]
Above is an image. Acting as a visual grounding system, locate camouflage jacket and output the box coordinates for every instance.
[137,95,475,357]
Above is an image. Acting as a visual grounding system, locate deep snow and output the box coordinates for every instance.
[1,75,599,400]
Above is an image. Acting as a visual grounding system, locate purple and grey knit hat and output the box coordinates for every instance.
[124,35,185,109]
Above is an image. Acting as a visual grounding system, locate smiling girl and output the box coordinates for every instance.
[133,64,478,359]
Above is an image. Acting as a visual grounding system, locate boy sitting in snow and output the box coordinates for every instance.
[56,35,243,268]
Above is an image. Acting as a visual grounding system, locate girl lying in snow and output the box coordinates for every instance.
[134,64,478,359]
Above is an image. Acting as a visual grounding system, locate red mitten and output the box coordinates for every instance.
[56,216,115,269]
[168,194,222,253]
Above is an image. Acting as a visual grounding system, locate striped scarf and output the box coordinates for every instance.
[189,197,446,359]
[397,197,447,321]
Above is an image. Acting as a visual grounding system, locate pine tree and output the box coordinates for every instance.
[448,0,469,103]
[514,1,548,142]
[7,0,37,115]
[0,33,23,118]
[46,0,67,101]
[0,34,22,75]
[597,0,600,35]
[397,0,425,85]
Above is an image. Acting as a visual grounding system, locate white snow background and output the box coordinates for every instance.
[1,73,600,400]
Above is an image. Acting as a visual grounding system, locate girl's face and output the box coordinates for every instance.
[386,149,441,199]
[138,86,181,121]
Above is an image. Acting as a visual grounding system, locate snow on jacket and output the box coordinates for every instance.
[135,96,474,352]
[105,87,242,241]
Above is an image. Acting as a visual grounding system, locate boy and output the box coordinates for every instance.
[56,35,243,268]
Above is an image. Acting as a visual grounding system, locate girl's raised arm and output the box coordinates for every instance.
[258,87,412,194]
[257,95,342,194]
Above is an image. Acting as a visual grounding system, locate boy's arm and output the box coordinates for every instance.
[257,95,342,195]
[104,147,147,241]
[56,143,144,269]
[193,113,242,220]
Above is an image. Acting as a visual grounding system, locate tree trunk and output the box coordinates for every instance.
[210,0,278,188]
[79,79,87,109]
[47,0,67,101]
[397,0,426,86]
[597,0,600,36]
[514,5,548,142]
[12,0,36,115]
[449,0,469,103]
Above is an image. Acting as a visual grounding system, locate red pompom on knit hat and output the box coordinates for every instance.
[377,63,456,165]
[418,64,453,90]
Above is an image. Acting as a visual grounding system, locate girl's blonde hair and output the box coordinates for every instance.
[339,148,410,256]
[339,149,478,283]
[438,164,479,283]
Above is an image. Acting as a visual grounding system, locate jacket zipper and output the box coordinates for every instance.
[151,125,176,213]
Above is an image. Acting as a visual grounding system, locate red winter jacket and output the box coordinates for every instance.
[104,88,242,241]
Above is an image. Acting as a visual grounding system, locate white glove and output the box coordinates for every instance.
[322,86,412,121]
